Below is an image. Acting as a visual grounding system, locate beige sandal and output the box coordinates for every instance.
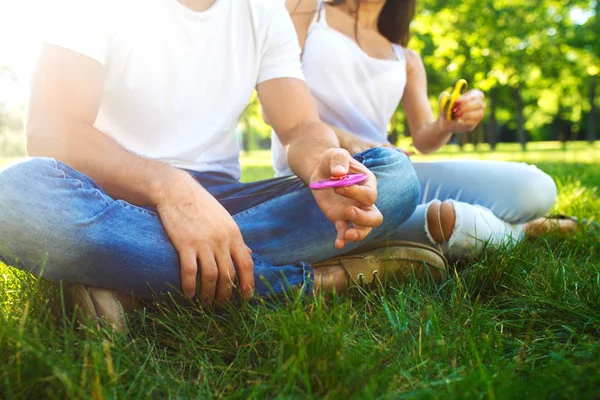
[314,241,448,290]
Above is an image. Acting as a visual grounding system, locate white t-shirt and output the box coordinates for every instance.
[43,0,304,179]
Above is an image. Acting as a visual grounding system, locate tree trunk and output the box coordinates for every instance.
[488,88,498,150]
[515,86,527,151]
[557,118,567,150]
[457,132,466,149]
[555,102,565,147]
[476,123,485,149]
[588,75,597,143]
[403,117,411,138]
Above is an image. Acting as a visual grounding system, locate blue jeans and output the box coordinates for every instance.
[0,148,420,299]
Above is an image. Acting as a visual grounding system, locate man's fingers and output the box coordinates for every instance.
[179,249,199,298]
[215,251,236,304]
[335,220,349,249]
[328,149,350,177]
[232,241,255,300]
[198,250,219,307]
[344,205,383,228]
[345,226,373,242]
[334,184,378,206]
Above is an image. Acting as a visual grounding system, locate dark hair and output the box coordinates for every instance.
[326,0,416,46]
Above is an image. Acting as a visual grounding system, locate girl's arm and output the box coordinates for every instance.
[402,48,486,154]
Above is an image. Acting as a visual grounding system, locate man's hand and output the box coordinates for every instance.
[258,79,382,248]
[310,149,384,249]
[156,171,254,304]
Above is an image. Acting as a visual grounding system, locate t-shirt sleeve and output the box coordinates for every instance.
[41,0,114,66]
[257,3,305,84]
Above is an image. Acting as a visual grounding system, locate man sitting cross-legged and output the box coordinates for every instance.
[0,0,430,330]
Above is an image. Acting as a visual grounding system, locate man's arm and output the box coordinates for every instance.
[257,78,339,182]
[258,77,383,248]
[27,45,184,206]
[27,44,254,303]
[256,3,382,247]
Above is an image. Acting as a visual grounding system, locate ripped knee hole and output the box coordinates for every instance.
[426,201,456,244]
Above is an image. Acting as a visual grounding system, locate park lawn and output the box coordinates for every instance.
[1,143,599,399]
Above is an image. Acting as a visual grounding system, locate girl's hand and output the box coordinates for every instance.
[438,89,486,134]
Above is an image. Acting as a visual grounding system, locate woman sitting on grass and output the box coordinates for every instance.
[272,0,577,262]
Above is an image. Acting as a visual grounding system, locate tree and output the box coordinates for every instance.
[400,0,598,149]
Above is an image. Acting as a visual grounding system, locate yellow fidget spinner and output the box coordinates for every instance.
[439,79,468,121]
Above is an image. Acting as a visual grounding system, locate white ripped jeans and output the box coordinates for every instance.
[396,161,557,260]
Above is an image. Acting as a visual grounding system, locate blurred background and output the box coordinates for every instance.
[0,0,598,157]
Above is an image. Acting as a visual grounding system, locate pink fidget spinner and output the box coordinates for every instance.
[309,173,368,190]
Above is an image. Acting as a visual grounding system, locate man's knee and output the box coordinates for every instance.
[0,157,58,191]
[0,158,60,217]
[0,157,75,270]
[365,148,420,227]
[359,147,414,176]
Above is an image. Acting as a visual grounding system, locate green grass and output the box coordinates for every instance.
[1,142,600,399]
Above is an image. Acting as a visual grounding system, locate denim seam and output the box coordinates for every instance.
[219,187,287,202]
[211,176,305,204]
[49,159,157,217]
[232,187,311,219]
[117,201,159,217]
[358,147,405,169]
[52,159,112,207]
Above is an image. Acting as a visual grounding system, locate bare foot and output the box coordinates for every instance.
[313,265,348,295]
[523,217,578,238]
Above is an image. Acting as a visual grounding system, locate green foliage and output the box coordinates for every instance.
[239,92,274,152]
[0,65,25,158]
[241,2,600,149]
[404,0,600,146]
[1,145,600,399]
[0,104,26,158]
